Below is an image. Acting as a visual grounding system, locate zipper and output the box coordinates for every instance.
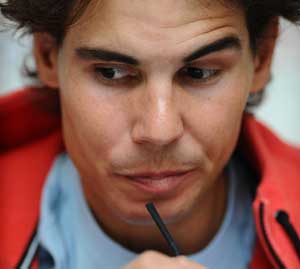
[276,210,300,258]
[259,202,286,269]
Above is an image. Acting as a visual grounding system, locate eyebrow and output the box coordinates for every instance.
[183,36,242,63]
[75,35,242,65]
[75,47,140,65]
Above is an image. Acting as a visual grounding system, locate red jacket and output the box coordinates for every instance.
[1,88,300,269]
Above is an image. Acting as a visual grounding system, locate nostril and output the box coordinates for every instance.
[131,117,184,146]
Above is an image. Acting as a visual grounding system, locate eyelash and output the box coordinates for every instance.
[94,65,140,86]
[177,66,221,85]
[93,64,222,87]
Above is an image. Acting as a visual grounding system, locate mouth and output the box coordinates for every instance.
[118,169,195,195]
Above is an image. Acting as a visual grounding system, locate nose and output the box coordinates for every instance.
[131,83,184,147]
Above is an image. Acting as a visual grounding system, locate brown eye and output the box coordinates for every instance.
[95,67,130,80]
[93,65,141,87]
[180,67,219,80]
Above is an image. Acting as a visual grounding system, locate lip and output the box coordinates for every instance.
[119,169,195,195]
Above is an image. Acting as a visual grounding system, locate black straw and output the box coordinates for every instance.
[145,202,181,256]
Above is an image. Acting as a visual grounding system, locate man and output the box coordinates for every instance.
[1,0,300,268]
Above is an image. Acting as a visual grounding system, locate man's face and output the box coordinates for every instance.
[42,0,264,224]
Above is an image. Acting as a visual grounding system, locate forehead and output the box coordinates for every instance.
[64,0,246,56]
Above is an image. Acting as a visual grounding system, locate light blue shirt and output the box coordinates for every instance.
[38,153,256,268]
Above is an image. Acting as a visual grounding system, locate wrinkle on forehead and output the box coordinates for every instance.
[75,0,240,30]
[67,0,246,63]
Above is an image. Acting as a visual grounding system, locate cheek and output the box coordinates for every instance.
[59,78,131,168]
[186,76,251,165]
[57,48,130,159]
[207,99,244,160]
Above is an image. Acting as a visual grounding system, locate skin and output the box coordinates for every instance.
[33,0,277,267]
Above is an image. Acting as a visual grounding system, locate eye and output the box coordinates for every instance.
[95,67,130,80]
[179,67,220,81]
[93,65,141,86]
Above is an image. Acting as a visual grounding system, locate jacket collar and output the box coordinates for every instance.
[241,114,300,269]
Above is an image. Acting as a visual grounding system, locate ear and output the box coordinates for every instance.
[251,18,279,93]
[33,33,60,89]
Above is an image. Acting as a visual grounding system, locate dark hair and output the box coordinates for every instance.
[1,0,300,45]
[1,0,300,106]
[0,0,93,44]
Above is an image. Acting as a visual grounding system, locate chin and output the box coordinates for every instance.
[112,198,193,226]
